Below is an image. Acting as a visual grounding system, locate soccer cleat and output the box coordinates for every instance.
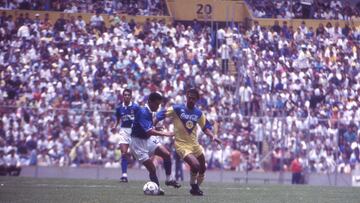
[190,184,203,196]
[120,177,128,183]
[157,188,165,195]
[190,188,203,196]
[165,180,181,188]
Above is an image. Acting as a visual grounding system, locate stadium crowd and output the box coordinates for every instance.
[0,0,169,16]
[0,5,359,176]
[246,0,360,20]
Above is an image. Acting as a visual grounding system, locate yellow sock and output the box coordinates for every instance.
[197,173,205,186]
[190,172,197,184]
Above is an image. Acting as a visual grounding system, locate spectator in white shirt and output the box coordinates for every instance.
[75,15,86,31]
[239,84,253,116]
[90,11,104,32]
[37,148,52,167]
[218,43,231,74]
[6,149,21,176]
[17,23,30,38]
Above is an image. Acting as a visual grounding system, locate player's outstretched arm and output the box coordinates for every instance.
[153,108,172,128]
[204,128,222,145]
[146,128,174,137]
[152,118,164,131]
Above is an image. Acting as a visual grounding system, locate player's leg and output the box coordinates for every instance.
[119,143,129,182]
[142,159,164,195]
[183,154,203,196]
[130,137,164,195]
[146,137,169,194]
[142,159,159,186]
[174,151,184,181]
[154,145,181,188]
[196,153,206,186]
[119,128,132,182]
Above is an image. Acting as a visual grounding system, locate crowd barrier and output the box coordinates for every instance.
[19,166,354,187]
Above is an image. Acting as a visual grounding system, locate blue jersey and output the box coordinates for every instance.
[115,102,139,128]
[131,105,153,139]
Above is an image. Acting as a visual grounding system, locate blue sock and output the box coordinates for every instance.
[149,172,160,186]
[163,159,171,176]
[121,154,128,175]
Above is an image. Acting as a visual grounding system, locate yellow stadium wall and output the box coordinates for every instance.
[166,0,250,22]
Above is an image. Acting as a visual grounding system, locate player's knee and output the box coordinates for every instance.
[191,163,200,173]
[199,165,206,174]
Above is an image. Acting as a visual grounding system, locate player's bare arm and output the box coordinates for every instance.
[146,128,174,137]
[152,118,165,131]
[204,128,222,145]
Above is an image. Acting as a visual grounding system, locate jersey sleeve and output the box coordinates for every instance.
[138,109,153,132]
[156,106,174,121]
[198,113,212,132]
[133,103,141,113]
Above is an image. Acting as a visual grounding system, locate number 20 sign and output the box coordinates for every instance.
[196,3,212,20]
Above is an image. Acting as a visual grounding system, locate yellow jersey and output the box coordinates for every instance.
[156,104,212,147]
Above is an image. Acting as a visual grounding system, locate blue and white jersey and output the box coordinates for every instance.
[115,102,140,128]
[131,105,153,140]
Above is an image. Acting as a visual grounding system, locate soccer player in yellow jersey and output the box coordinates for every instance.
[155,88,222,196]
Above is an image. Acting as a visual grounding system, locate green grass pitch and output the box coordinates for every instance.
[1,176,360,203]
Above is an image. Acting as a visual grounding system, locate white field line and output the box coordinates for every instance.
[31,183,266,191]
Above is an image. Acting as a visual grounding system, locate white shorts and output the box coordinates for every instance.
[130,136,161,164]
[109,128,132,145]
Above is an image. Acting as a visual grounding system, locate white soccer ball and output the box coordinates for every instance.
[143,181,159,195]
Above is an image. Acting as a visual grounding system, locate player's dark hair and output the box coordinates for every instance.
[186,88,200,99]
[123,88,132,95]
[148,92,163,102]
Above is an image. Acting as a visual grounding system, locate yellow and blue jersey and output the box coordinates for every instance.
[156,104,212,145]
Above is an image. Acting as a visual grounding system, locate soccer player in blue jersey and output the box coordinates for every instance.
[112,89,139,182]
[155,88,222,196]
[130,92,181,195]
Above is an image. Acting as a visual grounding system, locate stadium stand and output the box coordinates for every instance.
[0,0,359,177]
[246,0,360,20]
[0,0,169,16]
